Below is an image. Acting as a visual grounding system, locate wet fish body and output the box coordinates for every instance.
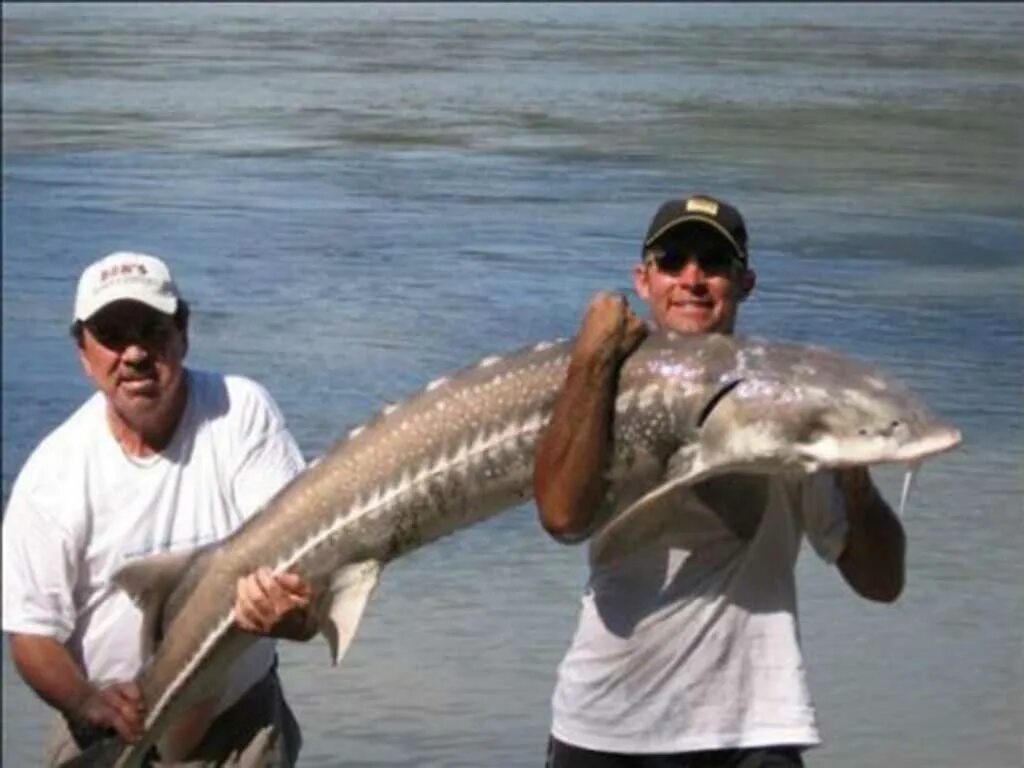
[70,332,961,767]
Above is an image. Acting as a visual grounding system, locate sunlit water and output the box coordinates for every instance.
[3,4,1021,766]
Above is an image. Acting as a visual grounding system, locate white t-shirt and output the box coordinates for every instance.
[2,369,306,714]
[551,472,848,754]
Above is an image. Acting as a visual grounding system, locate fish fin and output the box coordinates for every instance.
[114,550,196,604]
[316,560,382,666]
[113,550,198,659]
[590,449,713,563]
[665,444,701,480]
[590,440,768,563]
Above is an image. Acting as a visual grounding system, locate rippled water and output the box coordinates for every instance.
[3,4,1022,766]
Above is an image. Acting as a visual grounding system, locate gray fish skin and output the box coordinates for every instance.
[79,332,960,768]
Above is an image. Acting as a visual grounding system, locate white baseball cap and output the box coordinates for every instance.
[74,251,181,322]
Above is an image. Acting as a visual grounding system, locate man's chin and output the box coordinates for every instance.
[114,390,165,417]
[664,311,721,335]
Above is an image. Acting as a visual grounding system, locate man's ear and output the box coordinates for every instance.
[633,263,651,302]
[738,269,756,301]
[180,322,190,359]
[78,342,98,386]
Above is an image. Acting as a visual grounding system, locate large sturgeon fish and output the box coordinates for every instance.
[68,332,961,767]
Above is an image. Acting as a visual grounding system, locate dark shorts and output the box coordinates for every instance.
[183,662,301,766]
[545,736,805,768]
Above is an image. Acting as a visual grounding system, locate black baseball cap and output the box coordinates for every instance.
[642,194,749,266]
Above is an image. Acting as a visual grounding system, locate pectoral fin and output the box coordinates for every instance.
[590,442,756,564]
[316,560,382,666]
[115,549,196,606]
[113,549,200,659]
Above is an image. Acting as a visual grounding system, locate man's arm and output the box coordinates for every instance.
[8,633,145,744]
[534,292,648,542]
[835,467,906,603]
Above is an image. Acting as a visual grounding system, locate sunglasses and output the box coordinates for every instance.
[645,246,742,277]
[85,314,176,351]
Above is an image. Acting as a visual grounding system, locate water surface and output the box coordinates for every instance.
[3,4,1021,766]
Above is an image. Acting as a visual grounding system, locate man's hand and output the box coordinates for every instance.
[575,291,649,365]
[71,680,146,745]
[835,467,906,602]
[235,567,313,637]
[9,633,147,747]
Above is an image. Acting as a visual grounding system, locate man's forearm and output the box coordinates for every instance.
[534,351,620,541]
[533,292,648,543]
[9,633,94,718]
[836,468,906,602]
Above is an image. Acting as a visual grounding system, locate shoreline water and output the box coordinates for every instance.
[3,4,1021,766]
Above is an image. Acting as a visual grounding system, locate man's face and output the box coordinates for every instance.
[78,300,188,434]
[633,226,755,335]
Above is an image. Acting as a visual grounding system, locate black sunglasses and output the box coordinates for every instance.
[646,246,742,277]
[85,315,176,350]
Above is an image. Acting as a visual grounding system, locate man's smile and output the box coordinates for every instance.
[118,373,159,395]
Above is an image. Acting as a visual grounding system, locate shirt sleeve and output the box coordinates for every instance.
[799,471,849,564]
[2,462,80,641]
[227,380,307,521]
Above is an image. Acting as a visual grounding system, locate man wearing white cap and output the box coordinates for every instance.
[3,252,316,765]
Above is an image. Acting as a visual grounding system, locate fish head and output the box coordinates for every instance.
[594,335,963,561]
[694,343,962,474]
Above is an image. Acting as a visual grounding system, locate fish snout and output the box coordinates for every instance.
[803,416,962,469]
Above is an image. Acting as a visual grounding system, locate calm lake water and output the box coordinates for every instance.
[2,3,1021,766]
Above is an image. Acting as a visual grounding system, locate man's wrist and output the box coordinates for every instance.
[65,680,97,721]
[271,606,319,641]
[63,683,117,748]
[571,337,623,371]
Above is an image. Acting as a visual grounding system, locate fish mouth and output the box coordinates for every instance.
[892,428,961,517]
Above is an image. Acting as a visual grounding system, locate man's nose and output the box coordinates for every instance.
[673,258,707,288]
[120,343,150,364]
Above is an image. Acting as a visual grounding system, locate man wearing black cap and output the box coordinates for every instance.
[534,196,906,767]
